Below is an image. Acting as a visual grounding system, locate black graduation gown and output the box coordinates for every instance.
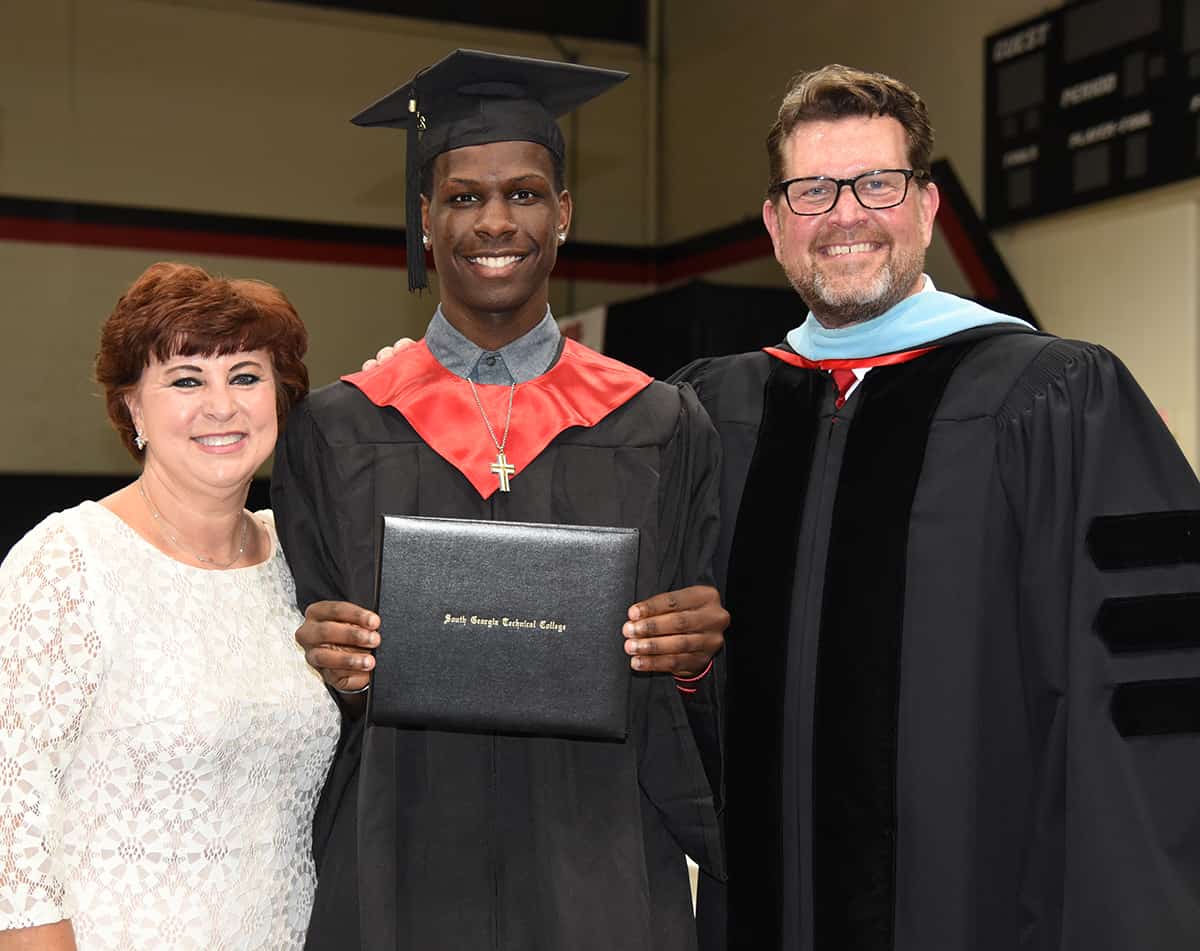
[272,347,723,951]
[679,327,1200,951]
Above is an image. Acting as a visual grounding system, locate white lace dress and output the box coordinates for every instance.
[0,502,340,949]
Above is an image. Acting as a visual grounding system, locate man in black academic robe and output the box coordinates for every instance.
[273,51,724,951]
[681,66,1200,950]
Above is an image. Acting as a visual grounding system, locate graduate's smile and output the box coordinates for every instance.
[464,251,530,276]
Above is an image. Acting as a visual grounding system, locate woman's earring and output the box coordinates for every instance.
[423,233,432,249]
[557,231,567,244]
[134,431,147,451]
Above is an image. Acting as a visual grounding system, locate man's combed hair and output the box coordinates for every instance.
[765,64,934,191]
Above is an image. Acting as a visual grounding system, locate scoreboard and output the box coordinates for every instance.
[985,0,1200,226]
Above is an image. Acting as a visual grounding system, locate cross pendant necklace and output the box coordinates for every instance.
[490,449,516,492]
[468,379,517,493]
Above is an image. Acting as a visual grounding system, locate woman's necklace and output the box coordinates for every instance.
[467,379,516,492]
[136,479,249,569]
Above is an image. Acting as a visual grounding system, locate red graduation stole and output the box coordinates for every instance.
[342,338,653,499]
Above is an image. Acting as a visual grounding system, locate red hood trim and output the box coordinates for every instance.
[764,345,936,371]
[343,338,653,499]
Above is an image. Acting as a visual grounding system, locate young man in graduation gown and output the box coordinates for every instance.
[271,51,724,951]
[680,64,1200,951]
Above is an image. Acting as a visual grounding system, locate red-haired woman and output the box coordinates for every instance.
[0,263,339,950]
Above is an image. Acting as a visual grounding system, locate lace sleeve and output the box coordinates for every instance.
[0,514,104,930]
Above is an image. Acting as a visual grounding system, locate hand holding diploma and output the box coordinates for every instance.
[623,585,727,676]
[296,600,380,694]
[296,585,726,689]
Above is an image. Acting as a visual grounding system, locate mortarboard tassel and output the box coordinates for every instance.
[405,96,428,292]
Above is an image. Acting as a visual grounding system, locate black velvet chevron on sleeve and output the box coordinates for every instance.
[1088,511,1200,570]
[1095,593,1200,653]
[1111,678,1200,737]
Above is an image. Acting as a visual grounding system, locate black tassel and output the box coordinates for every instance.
[405,96,428,292]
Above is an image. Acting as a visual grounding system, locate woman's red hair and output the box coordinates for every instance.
[95,261,309,459]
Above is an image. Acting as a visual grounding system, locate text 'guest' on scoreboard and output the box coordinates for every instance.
[986,0,1200,226]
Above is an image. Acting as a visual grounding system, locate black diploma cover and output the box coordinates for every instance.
[369,515,640,739]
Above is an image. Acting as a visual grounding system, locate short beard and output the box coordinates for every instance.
[785,241,925,329]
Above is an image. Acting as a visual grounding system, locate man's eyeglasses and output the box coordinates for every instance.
[769,168,929,216]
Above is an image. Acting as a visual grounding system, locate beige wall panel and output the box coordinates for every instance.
[2,241,167,475]
[690,256,784,289]
[550,276,654,316]
[0,238,438,473]
[0,1,78,196]
[1,0,649,242]
[558,72,653,243]
[996,198,1200,467]
[922,231,975,299]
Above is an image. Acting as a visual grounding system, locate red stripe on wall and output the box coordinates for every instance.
[0,194,1013,303]
[657,234,776,283]
[0,217,410,268]
[552,257,654,284]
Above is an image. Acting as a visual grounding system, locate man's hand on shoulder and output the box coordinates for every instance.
[623,585,727,677]
[361,337,417,371]
[296,600,380,693]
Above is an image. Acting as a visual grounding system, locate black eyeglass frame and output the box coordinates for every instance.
[769,168,930,216]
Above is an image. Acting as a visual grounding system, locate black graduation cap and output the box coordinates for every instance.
[352,49,628,291]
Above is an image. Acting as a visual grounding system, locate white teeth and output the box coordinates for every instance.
[469,255,522,269]
[824,243,878,256]
[195,434,243,447]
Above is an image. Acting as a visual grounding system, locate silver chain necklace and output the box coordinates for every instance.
[137,479,249,569]
[467,379,517,493]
